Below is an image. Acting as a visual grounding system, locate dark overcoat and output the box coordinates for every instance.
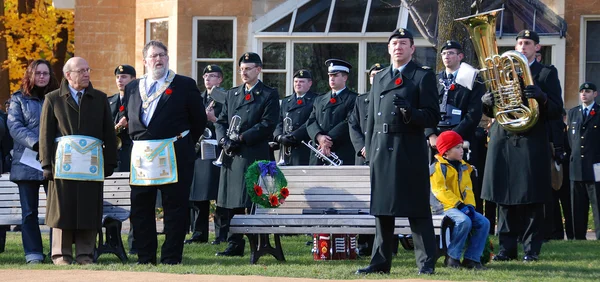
[349,93,369,165]
[306,88,357,165]
[567,103,600,182]
[273,91,317,165]
[39,80,117,229]
[215,81,280,209]
[190,90,223,201]
[481,61,563,205]
[365,62,440,217]
[108,93,133,172]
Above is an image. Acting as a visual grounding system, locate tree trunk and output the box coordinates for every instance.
[436,0,478,72]
[17,0,36,14]
[53,16,69,83]
[0,0,10,104]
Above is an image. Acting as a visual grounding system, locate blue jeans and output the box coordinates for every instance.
[17,181,48,262]
[444,208,490,262]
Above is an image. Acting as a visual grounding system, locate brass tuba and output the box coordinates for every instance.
[456,8,539,133]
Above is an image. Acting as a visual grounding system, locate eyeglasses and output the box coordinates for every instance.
[70,68,91,74]
[147,53,168,60]
[441,51,457,56]
[203,74,220,79]
[35,72,50,77]
[238,66,258,73]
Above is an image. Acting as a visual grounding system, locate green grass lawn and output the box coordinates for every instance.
[1,232,599,281]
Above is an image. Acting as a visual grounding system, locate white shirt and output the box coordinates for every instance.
[67,85,85,106]
[141,70,169,126]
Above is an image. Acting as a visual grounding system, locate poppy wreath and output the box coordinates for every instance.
[245,160,289,208]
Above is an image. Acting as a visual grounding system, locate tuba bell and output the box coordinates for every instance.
[276,115,293,166]
[456,8,539,133]
[212,115,242,167]
[115,126,123,150]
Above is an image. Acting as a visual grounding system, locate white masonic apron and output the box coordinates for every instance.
[54,135,104,181]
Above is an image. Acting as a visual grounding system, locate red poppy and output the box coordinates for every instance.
[280,187,289,198]
[591,109,596,116]
[329,97,337,104]
[395,78,402,85]
[245,94,251,101]
[253,184,263,196]
[269,194,279,206]
[297,100,303,105]
[449,84,456,91]
[119,105,125,112]
[165,88,173,95]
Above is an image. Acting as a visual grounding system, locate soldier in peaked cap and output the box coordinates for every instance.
[481,29,563,262]
[357,28,440,275]
[109,64,136,172]
[273,69,317,165]
[215,52,280,256]
[305,59,358,165]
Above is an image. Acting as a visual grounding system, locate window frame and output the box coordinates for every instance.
[145,17,169,44]
[191,16,237,88]
[579,16,600,94]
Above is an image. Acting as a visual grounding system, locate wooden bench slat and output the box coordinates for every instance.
[230,226,441,235]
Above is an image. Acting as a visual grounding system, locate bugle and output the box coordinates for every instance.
[301,140,342,166]
[276,116,293,166]
[212,115,242,167]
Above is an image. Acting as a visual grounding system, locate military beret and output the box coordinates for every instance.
[388,28,414,42]
[203,64,222,75]
[325,59,352,74]
[114,65,136,77]
[368,63,385,76]
[441,40,462,53]
[579,82,597,92]
[238,52,262,66]
[293,69,312,79]
[516,29,540,44]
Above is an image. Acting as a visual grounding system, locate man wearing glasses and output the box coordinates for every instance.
[124,40,207,265]
[39,57,118,265]
[215,52,280,257]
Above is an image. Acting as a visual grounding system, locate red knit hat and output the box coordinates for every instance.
[437,131,463,156]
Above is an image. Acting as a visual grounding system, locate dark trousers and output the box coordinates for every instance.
[115,143,132,172]
[189,200,209,241]
[551,184,573,240]
[220,207,247,249]
[370,216,437,270]
[213,206,228,241]
[130,162,193,264]
[16,181,48,261]
[571,181,600,240]
[497,203,544,256]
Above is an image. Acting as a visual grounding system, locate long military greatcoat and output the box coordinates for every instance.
[108,93,132,172]
[481,61,563,205]
[349,93,369,165]
[306,88,358,165]
[273,91,317,165]
[215,81,280,209]
[39,80,117,230]
[365,62,440,217]
[190,89,223,201]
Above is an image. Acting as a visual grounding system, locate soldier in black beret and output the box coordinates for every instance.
[481,29,563,262]
[357,28,439,275]
[109,65,136,172]
[306,59,358,166]
[215,52,280,256]
[273,69,317,166]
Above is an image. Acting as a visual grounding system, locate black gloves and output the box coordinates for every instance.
[524,85,547,103]
[32,142,39,152]
[554,146,566,165]
[276,134,298,147]
[393,94,412,117]
[43,168,53,180]
[219,137,241,155]
[105,167,114,177]
[481,92,494,107]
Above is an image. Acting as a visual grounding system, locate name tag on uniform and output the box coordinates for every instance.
[54,135,104,182]
[451,109,462,115]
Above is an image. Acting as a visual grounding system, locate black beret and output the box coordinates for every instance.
[325,59,352,74]
[114,65,136,77]
[368,63,385,76]
[203,64,222,75]
[441,40,462,52]
[293,69,312,79]
[238,52,262,66]
[388,28,414,42]
[579,82,597,92]
[516,29,540,44]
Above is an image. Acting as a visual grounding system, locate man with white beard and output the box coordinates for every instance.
[124,40,207,264]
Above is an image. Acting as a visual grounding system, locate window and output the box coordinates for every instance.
[584,20,600,98]
[146,18,169,46]
[192,17,236,91]
[294,43,358,94]
[262,42,287,98]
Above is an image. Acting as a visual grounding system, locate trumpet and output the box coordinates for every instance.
[213,115,242,167]
[115,125,123,150]
[301,140,342,166]
[276,116,293,166]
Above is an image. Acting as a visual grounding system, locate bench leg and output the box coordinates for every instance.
[246,234,286,264]
[95,218,128,263]
[439,216,454,261]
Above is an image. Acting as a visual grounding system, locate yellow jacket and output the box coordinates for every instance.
[430,154,475,211]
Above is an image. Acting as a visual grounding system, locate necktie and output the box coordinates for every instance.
[331,92,337,98]
[448,73,454,81]
[147,81,157,97]
[76,92,82,106]
[393,69,400,77]
[584,108,589,118]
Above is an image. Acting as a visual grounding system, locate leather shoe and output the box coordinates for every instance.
[444,256,461,268]
[211,239,225,245]
[184,236,208,244]
[493,251,517,261]
[418,267,435,275]
[523,253,539,262]
[215,245,244,257]
[462,259,487,270]
[355,265,390,275]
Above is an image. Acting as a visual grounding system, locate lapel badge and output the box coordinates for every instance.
[234,91,239,96]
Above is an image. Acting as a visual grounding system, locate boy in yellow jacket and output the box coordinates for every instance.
[430,131,490,269]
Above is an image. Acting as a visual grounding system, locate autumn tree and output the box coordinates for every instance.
[0,0,74,95]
